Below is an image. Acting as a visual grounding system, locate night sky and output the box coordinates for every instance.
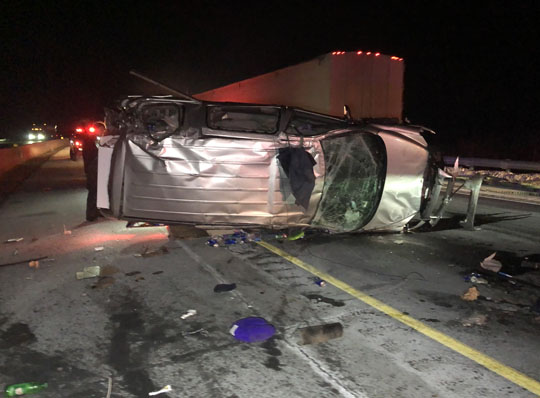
[2,1,539,159]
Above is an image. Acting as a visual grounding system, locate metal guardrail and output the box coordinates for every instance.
[443,156,540,172]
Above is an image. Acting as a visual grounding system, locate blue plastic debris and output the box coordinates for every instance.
[229,317,276,343]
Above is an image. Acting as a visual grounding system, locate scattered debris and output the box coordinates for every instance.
[287,230,305,241]
[125,271,141,276]
[135,276,145,282]
[461,286,479,301]
[461,313,488,327]
[180,309,197,320]
[28,260,39,269]
[230,317,276,343]
[152,271,164,275]
[480,252,502,272]
[5,237,23,243]
[0,256,48,268]
[63,225,72,235]
[94,246,104,251]
[149,385,173,396]
[298,322,344,345]
[393,239,404,245]
[214,283,237,293]
[313,277,326,287]
[206,230,260,247]
[12,249,18,256]
[76,266,101,280]
[464,273,488,284]
[4,382,48,396]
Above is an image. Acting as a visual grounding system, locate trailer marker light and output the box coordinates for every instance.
[357,51,362,55]
[375,52,380,56]
[366,52,372,55]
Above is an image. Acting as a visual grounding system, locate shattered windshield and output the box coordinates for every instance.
[285,110,346,136]
[207,105,280,134]
[314,132,386,232]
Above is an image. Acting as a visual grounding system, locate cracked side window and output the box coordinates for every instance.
[314,132,386,232]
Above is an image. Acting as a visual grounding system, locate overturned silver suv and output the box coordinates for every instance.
[97,95,463,233]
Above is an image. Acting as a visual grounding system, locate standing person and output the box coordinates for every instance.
[81,121,104,221]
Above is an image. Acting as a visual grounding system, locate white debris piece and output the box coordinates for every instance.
[480,252,502,273]
[180,309,197,319]
[149,385,173,396]
[76,266,101,279]
[95,247,105,251]
[5,237,24,243]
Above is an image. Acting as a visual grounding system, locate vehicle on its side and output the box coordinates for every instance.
[96,96,446,233]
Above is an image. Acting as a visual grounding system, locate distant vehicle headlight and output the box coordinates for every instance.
[28,133,36,140]
[37,133,45,140]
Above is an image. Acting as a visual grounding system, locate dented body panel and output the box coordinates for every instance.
[98,97,437,232]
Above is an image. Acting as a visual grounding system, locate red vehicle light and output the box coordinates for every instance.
[76,128,83,133]
[88,126,96,133]
[75,141,82,146]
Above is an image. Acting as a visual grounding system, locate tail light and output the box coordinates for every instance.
[75,141,82,146]
[88,126,96,133]
[76,128,83,133]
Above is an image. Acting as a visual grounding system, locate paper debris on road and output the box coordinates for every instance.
[180,309,197,319]
[63,225,72,235]
[480,252,502,272]
[94,247,104,252]
[5,237,24,243]
[149,385,172,396]
[461,286,479,301]
[76,266,101,279]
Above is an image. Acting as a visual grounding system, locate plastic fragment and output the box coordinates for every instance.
[464,273,488,284]
[229,317,275,343]
[313,277,326,287]
[180,309,197,319]
[214,283,237,293]
[149,385,173,396]
[28,260,39,269]
[95,247,104,251]
[63,225,72,235]
[287,231,305,241]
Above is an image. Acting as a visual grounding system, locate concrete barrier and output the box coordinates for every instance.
[0,140,68,177]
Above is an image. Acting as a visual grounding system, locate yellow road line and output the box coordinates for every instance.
[257,240,540,396]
